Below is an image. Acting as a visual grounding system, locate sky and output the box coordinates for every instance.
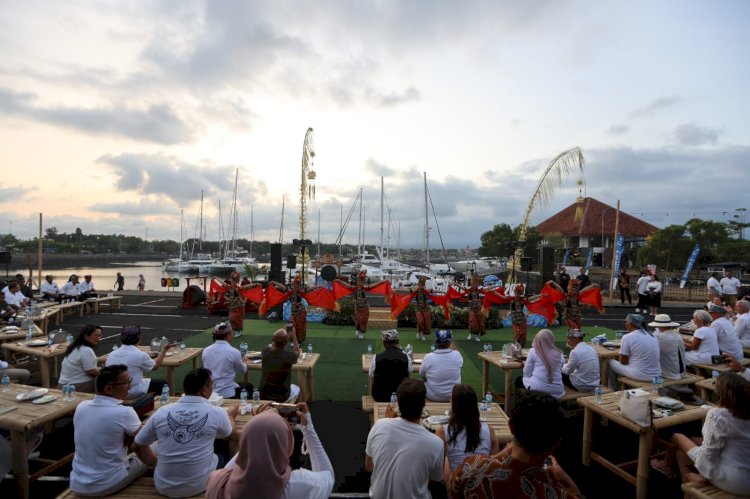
[1,0,748,251]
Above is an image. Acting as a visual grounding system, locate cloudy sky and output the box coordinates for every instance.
[1,0,748,250]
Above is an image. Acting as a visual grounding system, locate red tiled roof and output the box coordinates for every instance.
[534,197,659,237]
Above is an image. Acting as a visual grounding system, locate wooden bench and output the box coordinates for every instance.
[689,358,750,377]
[558,385,611,402]
[681,481,750,499]
[362,395,375,424]
[617,373,705,389]
[56,477,205,498]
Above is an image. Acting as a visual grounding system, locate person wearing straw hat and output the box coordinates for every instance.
[649,314,686,380]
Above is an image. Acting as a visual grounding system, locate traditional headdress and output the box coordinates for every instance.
[514,283,525,296]
[418,275,427,284]
[120,325,141,343]
[435,329,452,344]
[381,329,399,342]
[357,271,367,282]
[230,271,241,282]
[213,321,233,338]
[293,274,302,285]
[568,279,580,291]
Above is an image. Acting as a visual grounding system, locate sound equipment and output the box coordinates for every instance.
[270,243,282,272]
[267,269,286,285]
[0,251,10,264]
[539,246,555,282]
[286,255,297,269]
[520,257,533,272]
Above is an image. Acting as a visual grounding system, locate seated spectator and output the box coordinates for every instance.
[561,329,600,392]
[60,274,81,300]
[3,281,29,311]
[734,300,750,348]
[649,314,686,380]
[14,275,33,299]
[58,325,102,393]
[608,314,661,387]
[370,329,412,403]
[365,379,444,498]
[201,322,249,399]
[70,365,151,496]
[206,403,334,499]
[260,328,301,402]
[684,310,720,366]
[105,325,172,397]
[0,294,15,321]
[39,275,61,302]
[651,373,750,496]
[435,384,499,481]
[724,353,750,382]
[449,390,582,498]
[79,274,97,299]
[420,329,463,402]
[708,304,744,360]
[134,368,239,497]
[519,329,565,398]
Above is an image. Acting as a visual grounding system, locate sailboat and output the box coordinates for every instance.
[210,170,258,274]
[162,210,198,272]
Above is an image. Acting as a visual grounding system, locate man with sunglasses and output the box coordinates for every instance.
[202,322,251,398]
[70,365,154,496]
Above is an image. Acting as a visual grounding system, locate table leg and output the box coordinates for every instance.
[601,358,609,388]
[503,370,512,413]
[307,370,314,402]
[40,358,51,388]
[582,406,593,466]
[11,430,30,499]
[482,359,489,396]
[636,430,653,499]
[167,368,175,395]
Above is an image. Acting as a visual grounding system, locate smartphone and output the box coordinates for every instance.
[711,355,724,365]
[543,457,553,468]
[272,403,301,424]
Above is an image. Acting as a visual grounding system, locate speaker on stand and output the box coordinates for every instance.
[539,246,555,283]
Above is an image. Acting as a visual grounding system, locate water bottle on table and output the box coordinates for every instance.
[252,388,260,403]
[594,386,603,404]
[390,391,398,411]
[66,332,74,345]
[367,344,373,356]
[652,376,663,393]
[712,370,720,384]
[1,375,9,393]
[307,343,313,357]
[484,391,493,411]
[160,385,170,406]
[240,388,248,407]
[68,384,76,402]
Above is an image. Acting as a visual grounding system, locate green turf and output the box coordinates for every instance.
[151,321,615,401]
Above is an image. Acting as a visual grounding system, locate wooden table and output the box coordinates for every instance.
[0,383,94,498]
[50,301,85,322]
[14,309,60,334]
[477,351,523,412]
[694,377,717,402]
[1,337,68,388]
[372,401,513,443]
[579,390,709,499]
[89,295,123,313]
[244,352,320,402]
[591,342,622,385]
[0,326,44,345]
[98,346,203,395]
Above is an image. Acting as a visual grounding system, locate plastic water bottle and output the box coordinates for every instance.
[160,385,169,406]
[367,344,373,356]
[712,370,720,384]
[66,332,74,345]
[485,391,493,411]
[594,386,603,404]
[652,376,663,393]
[307,343,313,356]
[239,342,247,358]
[487,343,492,352]
[112,345,119,352]
[68,384,76,402]
[390,392,398,410]
[252,388,260,403]
[240,388,248,406]
[404,344,413,356]
[62,384,71,402]
[1,375,9,393]
[179,341,186,352]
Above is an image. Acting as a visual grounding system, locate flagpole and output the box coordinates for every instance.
[608,200,620,300]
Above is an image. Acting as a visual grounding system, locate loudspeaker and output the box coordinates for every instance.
[270,243,282,272]
[0,251,10,264]
[520,257,533,272]
[267,269,286,285]
[539,246,555,282]
[286,255,297,269]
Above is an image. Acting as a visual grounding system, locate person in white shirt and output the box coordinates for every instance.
[635,271,650,313]
[734,300,750,348]
[3,282,28,310]
[106,325,173,397]
[608,314,661,387]
[134,368,239,497]
[0,358,30,384]
[706,272,722,299]
[646,274,663,316]
[419,329,463,402]
[724,353,750,382]
[60,274,82,300]
[708,305,744,361]
[70,365,153,496]
[58,324,102,393]
[720,271,743,306]
[79,274,97,299]
[561,329,600,392]
[39,275,61,302]
[520,329,565,398]
[684,310,721,365]
[649,314,686,379]
[365,379,444,499]
[201,322,249,398]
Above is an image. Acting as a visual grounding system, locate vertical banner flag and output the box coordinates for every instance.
[585,247,593,271]
[611,234,624,290]
[680,244,701,289]
[562,249,571,267]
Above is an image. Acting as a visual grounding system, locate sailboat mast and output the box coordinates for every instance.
[279,195,285,244]
[380,177,384,259]
[424,172,429,266]
[250,204,254,256]
[358,188,363,255]
[317,208,321,258]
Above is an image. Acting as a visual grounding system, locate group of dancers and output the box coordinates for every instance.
[208,269,605,346]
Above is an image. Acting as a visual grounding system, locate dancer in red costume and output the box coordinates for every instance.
[332,271,392,339]
[542,278,604,329]
[447,274,491,342]
[208,271,263,337]
[483,284,555,348]
[263,275,334,343]
[391,276,451,341]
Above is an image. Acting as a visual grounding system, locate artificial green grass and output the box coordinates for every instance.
[150,321,615,401]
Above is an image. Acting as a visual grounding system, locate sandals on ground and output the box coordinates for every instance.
[650,458,676,479]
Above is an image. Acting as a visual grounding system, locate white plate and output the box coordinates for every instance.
[165,352,174,356]
[424,415,450,425]
[32,395,57,404]
[3,327,19,333]
[17,388,49,401]
[602,341,621,348]
[26,340,48,347]
[412,359,423,364]
[86,297,98,301]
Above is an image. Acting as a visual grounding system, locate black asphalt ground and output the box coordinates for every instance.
[3,292,709,498]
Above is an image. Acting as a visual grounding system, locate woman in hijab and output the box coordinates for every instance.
[518,329,565,398]
[205,403,334,499]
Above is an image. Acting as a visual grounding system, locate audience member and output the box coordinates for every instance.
[607,314,661,387]
[724,353,750,382]
[518,329,565,398]
[0,294,15,320]
[40,275,61,301]
[575,268,589,289]
[684,310,720,366]
[3,281,28,310]
[58,324,102,393]
[201,322,249,398]
[649,314,686,380]
[105,325,172,397]
[720,270,742,306]
[260,328,301,402]
[618,270,632,305]
[435,384,499,481]
[708,304,744,360]
[420,329,463,402]
[369,329,411,403]
[60,275,81,300]
[734,300,750,348]
[206,403,334,499]
[79,274,97,299]
[448,390,582,498]
[13,275,33,299]
[70,365,151,496]
[561,329,600,392]
[134,368,239,497]
[365,379,444,498]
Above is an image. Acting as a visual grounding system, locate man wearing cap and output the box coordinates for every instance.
[419,330,463,402]
[734,300,750,348]
[105,325,172,397]
[684,310,721,365]
[607,314,661,388]
[201,322,249,398]
[79,274,97,300]
[561,329,600,392]
[40,275,61,302]
[649,314,686,380]
[369,329,412,402]
[260,328,302,402]
[720,271,742,306]
[60,274,82,300]
[708,304,744,361]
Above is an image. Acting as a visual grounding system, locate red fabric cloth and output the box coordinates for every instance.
[578,286,604,313]
[540,282,565,303]
[332,280,392,302]
[390,290,451,319]
[526,295,558,324]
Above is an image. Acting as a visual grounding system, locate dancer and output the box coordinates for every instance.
[210,272,263,338]
[332,271,392,339]
[264,275,333,343]
[447,274,489,342]
[391,276,450,341]
[542,278,604,329]
[483,284,554,348]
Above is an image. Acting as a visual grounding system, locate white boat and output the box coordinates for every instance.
[210,170,259,275]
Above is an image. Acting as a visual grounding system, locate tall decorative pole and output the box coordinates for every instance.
[299,127,316,284]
